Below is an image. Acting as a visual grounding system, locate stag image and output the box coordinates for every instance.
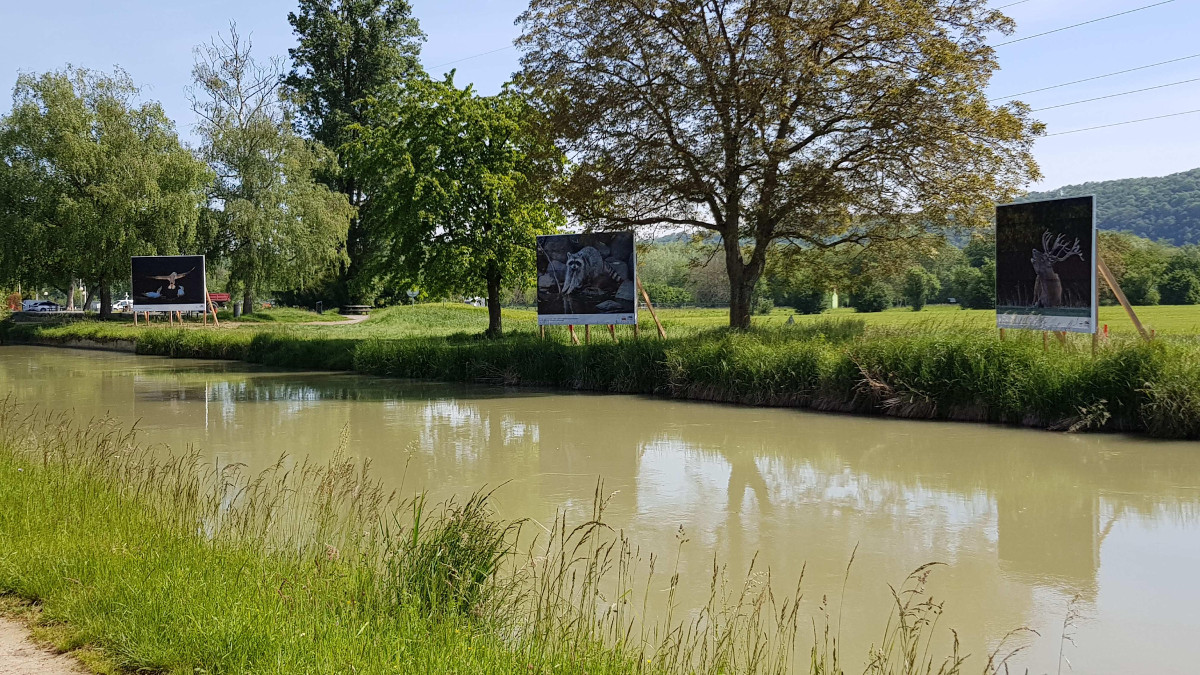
[1031,231,1084,308]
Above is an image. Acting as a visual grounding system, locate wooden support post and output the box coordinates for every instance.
[1097,256,1151,341]
[133,311,138,326]
[635,278,667,339]
[585,324,590,344]
[539,325,545,340]
[1056,331,1067,346]
[608,324,617,343]
[169,311,173,326]
[567,324,580,345]
[633,323,640,339]
[999,328,1006,341]
[208,296,221,328]
[1042,331,1048,352]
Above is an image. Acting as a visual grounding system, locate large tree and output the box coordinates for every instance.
[192,25,355,313]
[518,0,1042,328]
[285,0,425,305]
[353,77,564,335]
[0,68,209,317]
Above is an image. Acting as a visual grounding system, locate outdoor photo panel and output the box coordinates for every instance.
[537,232,637,325]
[131,255,207,312]
[996,195,1096,333]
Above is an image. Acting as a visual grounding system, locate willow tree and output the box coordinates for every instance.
[353,77,564,336]
[192,25,354,312]
[518,0,1042,328]
[285,0,425,305]
[0,68,209,317]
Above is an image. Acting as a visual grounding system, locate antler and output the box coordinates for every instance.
[1041,231,1083,263]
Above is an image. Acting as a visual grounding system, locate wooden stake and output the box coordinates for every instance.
[608,324,617,343]
[585,324,590,344]
[635,278,667,339]
[208,295,221,327]
[567,324,580,345]
[1056,331,1067,346]
[999,328,1006,341]
[1097,256,1150,341]
[539,325,545,340]
[133,311,138,326]
[633,323,640,339]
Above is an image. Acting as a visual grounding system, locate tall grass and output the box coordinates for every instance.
[5,308,1200,438]
[0,400,1026,674]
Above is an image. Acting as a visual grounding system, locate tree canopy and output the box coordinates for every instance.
[353,77,564,335]
[192,25,355,312]
[518,0,1042,328]
[0,67,210,316]
[1023,167,1200,246]
[285,0,425,305]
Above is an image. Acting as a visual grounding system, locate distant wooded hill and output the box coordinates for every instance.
[1021,168,1200,246]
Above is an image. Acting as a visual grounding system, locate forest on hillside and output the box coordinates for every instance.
[1022,168,1200,245]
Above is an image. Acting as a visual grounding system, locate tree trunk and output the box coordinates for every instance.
[243,291,255,316]
[485,268,503,338]
[84,286,95,314]
[723,237,758,330]
[98,282,112,320]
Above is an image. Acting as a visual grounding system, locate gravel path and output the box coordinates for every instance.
[0,619,81,675]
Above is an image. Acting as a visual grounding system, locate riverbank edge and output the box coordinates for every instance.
[3,320,1198,439]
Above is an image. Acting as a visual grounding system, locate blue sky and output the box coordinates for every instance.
[1,0,1197,190]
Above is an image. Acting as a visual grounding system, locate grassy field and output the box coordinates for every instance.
[4,303,1200,438]
[0,403,992,674]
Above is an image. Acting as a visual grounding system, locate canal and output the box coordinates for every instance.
[2,346,1198,673]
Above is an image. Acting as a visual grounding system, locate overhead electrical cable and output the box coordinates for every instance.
[996,0,1033,9]
[992,52,1200,100]
[994,0,1175,46]
[428,45,515,70]
[1031,77,1200,111]
[1043,108,1200,136]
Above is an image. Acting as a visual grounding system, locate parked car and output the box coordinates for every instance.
[22,300,60,313]
[112,299,133,312]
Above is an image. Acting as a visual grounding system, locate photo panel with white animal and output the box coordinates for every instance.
[131,255,208,312]
[536,232,637,325]
[996,195,1096,333]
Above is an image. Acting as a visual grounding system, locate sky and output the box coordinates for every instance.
[0,0,1197,191]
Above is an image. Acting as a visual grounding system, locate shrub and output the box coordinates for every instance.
[641,282,693,308]
[1159,270,1200,305]
[849,280,892,313]
[902,267,941,312]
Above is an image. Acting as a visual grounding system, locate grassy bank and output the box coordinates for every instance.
[0,402,1010,674]
[4,304,1200,438]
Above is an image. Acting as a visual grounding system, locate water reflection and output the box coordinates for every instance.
[2,346,1199,674]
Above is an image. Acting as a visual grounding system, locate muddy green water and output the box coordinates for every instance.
[2,346,1199,673]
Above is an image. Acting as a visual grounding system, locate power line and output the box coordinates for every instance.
[1032,76,1200,111]
[994,0,1175,47]
[1044,108,1200,136]
[996,0,1033,9]
[428,45,515,70]
[992,52,1200,100]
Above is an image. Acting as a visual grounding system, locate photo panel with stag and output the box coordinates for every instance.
[996,195,1096,333]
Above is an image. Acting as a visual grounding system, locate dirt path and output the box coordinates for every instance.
[0,618,82,675]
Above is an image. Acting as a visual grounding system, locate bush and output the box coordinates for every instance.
[849,280,892,313]
[641,282,693,308]
[1159,270,1200,305]
[901,267,940,312]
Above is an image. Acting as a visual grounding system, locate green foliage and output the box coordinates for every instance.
[641,282,692,308]
[901,267,941,312]
[849,280,892,313]
[353,76,564,335]
[1023,167,1200,245]
[520,0,1041,328]
[1159,270,1200,305]
[285,0,426,305]
[950,262,996,310]
[0,67,210,315]
[192,26,354,310]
